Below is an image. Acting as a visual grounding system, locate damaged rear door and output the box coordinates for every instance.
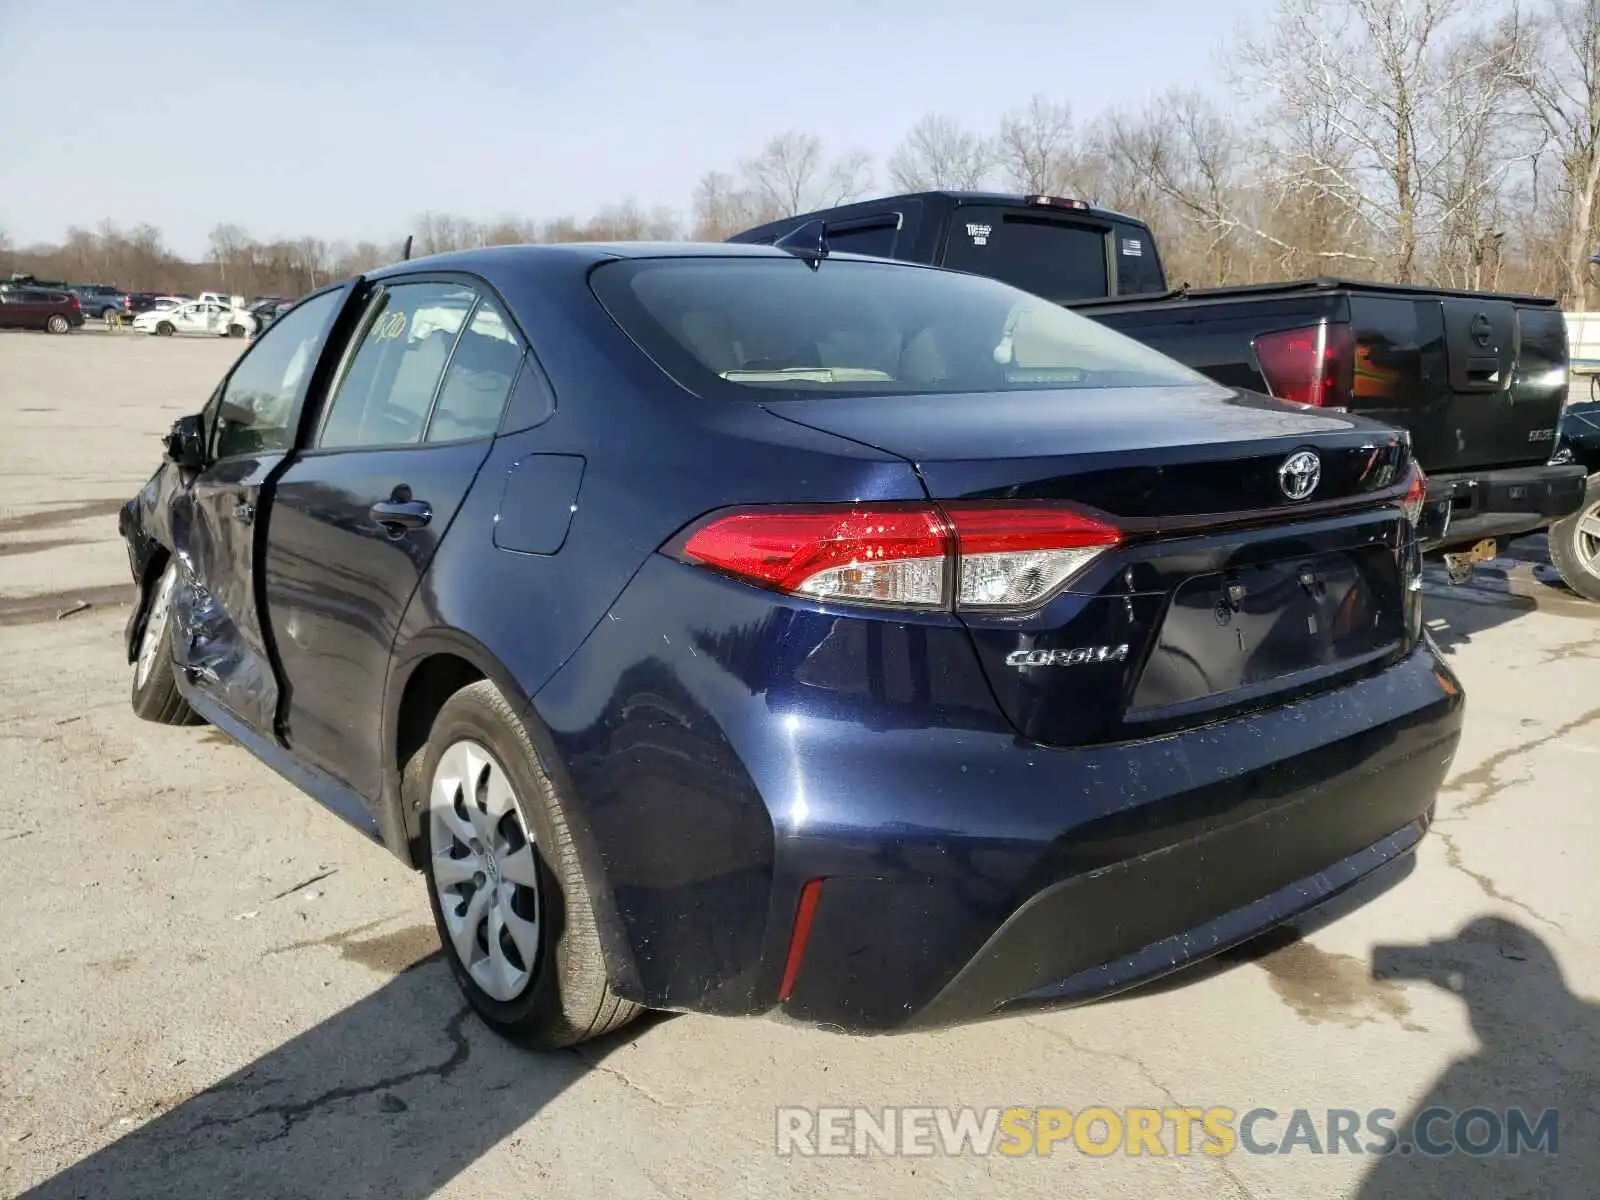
[172,286,356,732]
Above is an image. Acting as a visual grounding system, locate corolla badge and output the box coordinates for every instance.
[1006,645,1130,668]
[1278,449,1321,501]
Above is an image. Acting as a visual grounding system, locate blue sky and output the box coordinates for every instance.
[0,0,1270,256]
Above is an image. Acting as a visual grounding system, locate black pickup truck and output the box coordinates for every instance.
[731,191,1594,592]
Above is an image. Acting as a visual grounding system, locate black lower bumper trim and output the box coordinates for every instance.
[1423,463,1588,550]
[905,718,1456,1031]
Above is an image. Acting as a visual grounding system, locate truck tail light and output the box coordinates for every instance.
[671,502,1122,613]
[1400,461,1428,527]
[1253,322,1353,408]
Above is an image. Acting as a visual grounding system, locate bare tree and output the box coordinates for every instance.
[581,199,681,241]
[1236,0,1532,282]
[1100,93,1236,281]
[887,114,993,190]
[1515,0,1600,304]
[690,170,765,240]
[995,95,1084,194]
[481,216,542,246]
[740,132,873,216]
[208,223,256,294]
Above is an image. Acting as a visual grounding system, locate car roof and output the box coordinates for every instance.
[730,190,1153,238]
[366,240,939,282]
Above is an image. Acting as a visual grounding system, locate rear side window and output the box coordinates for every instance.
[590,257,1208,400]
[1110,221,1166,295]
[212,288,345,460]
[427,297,524,442]
[318,282,475,449]
[828,221,898,258]
[940,206,1109,302]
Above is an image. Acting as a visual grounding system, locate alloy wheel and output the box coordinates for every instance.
[135,564,177,687]
[1573,500,1600,577]
[428,739,542,1001]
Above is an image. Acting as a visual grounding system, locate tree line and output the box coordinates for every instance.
[7,0,1600,305]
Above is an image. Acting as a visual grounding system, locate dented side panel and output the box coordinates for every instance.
[122,451,288,737]
[176,453,285,733]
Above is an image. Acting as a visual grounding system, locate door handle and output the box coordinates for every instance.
[369,498,432,535]
[233,500,255,524]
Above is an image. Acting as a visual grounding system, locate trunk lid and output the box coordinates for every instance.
[766,385,1421,747]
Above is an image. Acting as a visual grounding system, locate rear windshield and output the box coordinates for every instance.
[589,257,1209,399]
[942,208,1109,301]
[939,206,1167,301]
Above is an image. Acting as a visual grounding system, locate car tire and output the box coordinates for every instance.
[45,314,69,334]
[156,321,174,336]
[130,560,201,725]
[1548,476,1600,603]
[227,323,246,338]
[418,679,641,1048]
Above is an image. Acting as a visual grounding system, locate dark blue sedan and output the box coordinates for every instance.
[119,242,1464,1047]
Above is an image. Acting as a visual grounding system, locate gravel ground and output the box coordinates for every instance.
[2,328,1597,1199]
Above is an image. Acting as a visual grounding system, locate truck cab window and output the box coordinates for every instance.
[940,207,1110,303]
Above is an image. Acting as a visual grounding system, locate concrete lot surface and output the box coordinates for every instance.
[2,328,1597,1198]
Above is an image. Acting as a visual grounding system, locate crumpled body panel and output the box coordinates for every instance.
[122,459,281,735]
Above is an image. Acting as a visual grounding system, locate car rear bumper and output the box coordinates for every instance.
[773,639,1462,1033]
[536,555,1463,1033]
[1423,462,1588,550]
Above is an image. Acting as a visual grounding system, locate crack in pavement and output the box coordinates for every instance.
[1534,625,1600,665]
[1023,1018,1258,1200]
[1432,826,1564,932]
[566,1050,675,1108]
[184,1005,473,1144]
[1441,704,1600,816]
[264,868,339,902]
[564,1048,732,1116]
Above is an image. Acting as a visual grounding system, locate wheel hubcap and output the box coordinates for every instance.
[135,565,176,687]
[428,740,541,1002]
[1575,502,1600,575]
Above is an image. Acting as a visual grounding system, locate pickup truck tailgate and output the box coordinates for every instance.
[1350,295,1567,472]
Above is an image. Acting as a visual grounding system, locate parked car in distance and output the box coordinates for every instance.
[120,244,1463,1048]
[0,286,84,333]
[731,193,1588,576]
[6,272,71,291]
[122,293,171,320]
[131,298,256,338]
[245,296,293,332]
[69,284,126,319]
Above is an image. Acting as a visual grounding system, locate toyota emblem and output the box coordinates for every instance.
[1470,312,1492,348]
[1278,450,1321,501]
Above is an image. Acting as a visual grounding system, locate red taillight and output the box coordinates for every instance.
[679,504,949,608]
[1253,322,1353,408]
[1400,461,1427,526]
[675,502,1121,613]
[67,294,80,309]
[777,879,824,1002]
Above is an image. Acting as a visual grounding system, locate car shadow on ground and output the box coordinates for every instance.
[20,955,667,1200]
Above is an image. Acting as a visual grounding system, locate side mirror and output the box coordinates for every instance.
[163,414,207,471]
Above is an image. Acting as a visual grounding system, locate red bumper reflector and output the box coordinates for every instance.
[778,879,824,1002]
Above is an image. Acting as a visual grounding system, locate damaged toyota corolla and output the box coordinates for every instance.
[118,241,1464,1047]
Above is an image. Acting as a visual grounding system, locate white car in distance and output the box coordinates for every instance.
[131,299,257,339]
